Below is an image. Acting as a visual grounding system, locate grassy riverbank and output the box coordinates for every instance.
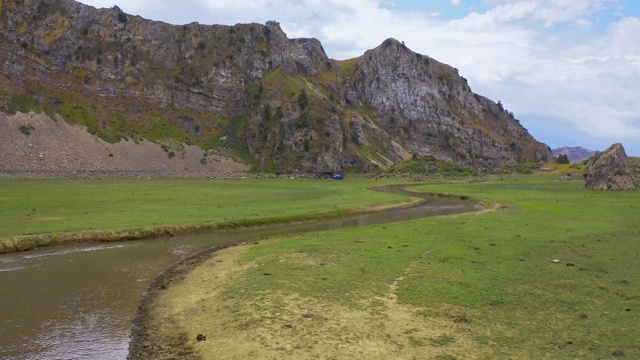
[0,178,413,252]
[135,173,640,359]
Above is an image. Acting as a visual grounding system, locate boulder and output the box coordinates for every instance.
[583,143,636,190]
[559,173,572,181]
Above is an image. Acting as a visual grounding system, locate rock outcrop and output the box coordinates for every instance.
[0,0,552,175]
[583,143,636,190]
[350,39,551,168]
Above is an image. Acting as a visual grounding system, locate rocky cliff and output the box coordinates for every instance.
[0,0,552,175]
[583,143,637,190]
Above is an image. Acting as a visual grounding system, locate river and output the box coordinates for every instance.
[0,187,480,359]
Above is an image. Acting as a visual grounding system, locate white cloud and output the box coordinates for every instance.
[510,16,640,138]
[78,0,168,15]
[476,0,614,26]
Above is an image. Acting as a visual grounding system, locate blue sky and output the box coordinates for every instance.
[78,0,640,155]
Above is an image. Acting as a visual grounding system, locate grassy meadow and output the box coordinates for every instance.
[2,172,639,358]
[0,178,412,247]
[146,172,640,359]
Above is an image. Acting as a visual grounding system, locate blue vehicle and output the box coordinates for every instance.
[319,172,344,180]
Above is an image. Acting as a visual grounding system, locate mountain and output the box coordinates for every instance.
[552,146,599,164]
[0,0,552,176]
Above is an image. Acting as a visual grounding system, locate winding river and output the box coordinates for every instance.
[0,186,481,360]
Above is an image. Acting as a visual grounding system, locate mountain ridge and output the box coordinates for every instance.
[552,146,599,164]
[0,0,552,175]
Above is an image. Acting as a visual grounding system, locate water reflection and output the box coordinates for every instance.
[36,310,129,360]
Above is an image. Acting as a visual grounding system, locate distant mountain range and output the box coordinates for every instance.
[552,146,599,164]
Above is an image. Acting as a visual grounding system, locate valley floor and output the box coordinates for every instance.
[129,175,640,359]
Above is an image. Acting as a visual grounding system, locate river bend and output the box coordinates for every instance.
[0,186,480,359]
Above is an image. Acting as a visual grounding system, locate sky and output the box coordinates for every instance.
[77,0,640,155]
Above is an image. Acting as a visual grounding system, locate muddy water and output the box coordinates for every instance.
[0,187,480,360]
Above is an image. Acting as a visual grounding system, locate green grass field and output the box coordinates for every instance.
[0,178,412,238]
[2,174,639,358]
[215,174,640,359]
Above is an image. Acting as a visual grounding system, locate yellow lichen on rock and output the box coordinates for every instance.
[46,15,71,44]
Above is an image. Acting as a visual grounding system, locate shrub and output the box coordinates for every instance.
[112,6,127,23]
[117,12,127,23]
[263,104,272,121]
[275,106,284,120]
[298,89,309,110]
[556,154,569,164]
[19,124,35,136]
[296,112,309,128]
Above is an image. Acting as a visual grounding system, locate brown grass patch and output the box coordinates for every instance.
[146,241,491,359]
[492,203,511,210]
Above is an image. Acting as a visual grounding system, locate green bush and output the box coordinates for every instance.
[19,124,35,136]
[298,89,309,110]
[556,154,569,164]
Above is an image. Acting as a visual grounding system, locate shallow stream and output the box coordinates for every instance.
[0,186,481,359]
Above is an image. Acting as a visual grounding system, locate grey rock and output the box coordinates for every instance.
[584,143,636,190]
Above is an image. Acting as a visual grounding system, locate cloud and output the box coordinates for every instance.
[78,0,168,14]
[508,16,640,140]
[474,0,613,26]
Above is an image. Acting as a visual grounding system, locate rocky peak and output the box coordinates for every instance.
[264,20,330,76]
[583,143,636,190]
[351,38,552,168]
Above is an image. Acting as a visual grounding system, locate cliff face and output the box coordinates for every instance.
[351,39,551,168]
[0,0,552,174]
[1,0,324,114]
